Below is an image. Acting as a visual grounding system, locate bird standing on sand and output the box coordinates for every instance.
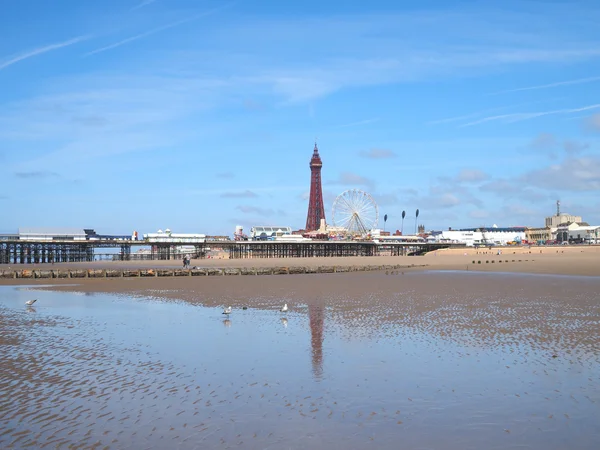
[222,306,232,315]
[280,303,288,313]
[25,299,37,306]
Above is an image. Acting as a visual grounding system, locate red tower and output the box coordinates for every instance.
[305,143,326,231]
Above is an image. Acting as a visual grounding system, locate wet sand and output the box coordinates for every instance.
[1,271,600,449]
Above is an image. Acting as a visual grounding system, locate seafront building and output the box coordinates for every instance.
[525,227,553,243]
[0,228,132,241]
[524,204,597,244]
[545,213,582,228]
[435,226,526,247]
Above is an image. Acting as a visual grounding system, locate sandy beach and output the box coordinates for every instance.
[1,245,599,291]
[2,247,599,449]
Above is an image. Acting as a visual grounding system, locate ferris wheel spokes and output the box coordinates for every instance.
[331,189,379,235]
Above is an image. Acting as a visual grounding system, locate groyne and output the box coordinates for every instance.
[0,264,422,280]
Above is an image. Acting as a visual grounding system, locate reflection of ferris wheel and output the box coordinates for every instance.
[332,189,379,235]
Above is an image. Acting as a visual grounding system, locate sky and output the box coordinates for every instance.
[1,0,600,236]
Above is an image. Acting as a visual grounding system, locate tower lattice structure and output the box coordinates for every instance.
[305,143,326,231]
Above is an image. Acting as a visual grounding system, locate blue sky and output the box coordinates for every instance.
[1,0,600,236]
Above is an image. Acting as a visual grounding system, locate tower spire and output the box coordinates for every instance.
[305,142,326,231]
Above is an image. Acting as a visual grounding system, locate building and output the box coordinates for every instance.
[18,227,88,241]
[555,222,599,243]
[525,227,553,243]
[567,225,600,243]
[305,142,326,231]
[545,200,582,228]
[142,229,206,243]
[249,226,292,240]
[545,213,582,228]
[438,226,526,247]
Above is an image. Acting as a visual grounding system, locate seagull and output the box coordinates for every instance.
[25,299,37,306]
[280,303,288,313]
[222,306,232,315]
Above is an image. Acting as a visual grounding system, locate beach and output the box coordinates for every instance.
[1,247,599,449]
[1,245,599,288]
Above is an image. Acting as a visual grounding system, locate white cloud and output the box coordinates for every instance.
[524,156,600,191]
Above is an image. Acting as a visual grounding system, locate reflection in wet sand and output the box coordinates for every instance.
[1,272,600,449]
[309,304,324,381]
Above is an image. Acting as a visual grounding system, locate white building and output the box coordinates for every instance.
[437,226,526,247]
[250,226,292,239]
[142,229,206,243]
[275,234,312,242]
[18,227,87,241]
[557,222,600,243]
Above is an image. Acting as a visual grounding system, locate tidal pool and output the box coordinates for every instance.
[1,273,599,449]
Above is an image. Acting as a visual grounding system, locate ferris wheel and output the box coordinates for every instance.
[331,189,379,235]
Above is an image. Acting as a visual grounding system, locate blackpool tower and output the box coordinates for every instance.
[305,143,326,231]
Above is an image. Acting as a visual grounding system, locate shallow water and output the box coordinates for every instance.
[1,273,599,449]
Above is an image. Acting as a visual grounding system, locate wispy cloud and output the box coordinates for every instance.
[336,118,379,128]
[461,104,600,127]
[455,169,489,183]
[14,171,60,179]
[236,205,274,216]
[491,76,600,95]
[529,132,557,150]
[84,4,234,56]
[427,100,550,125]
[359,148,396,159]
[220,190,258,198]
[329,172,376,189]
[585,113,600,132]
[131,0,158,11]
[0,35,89,71]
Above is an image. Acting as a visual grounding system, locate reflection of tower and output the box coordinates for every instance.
[308,304,324,380]
[305,143,326,231]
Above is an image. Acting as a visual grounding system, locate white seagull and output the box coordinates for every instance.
[280,303,288,313]
[222,306,232,315]
[25,299,37,306]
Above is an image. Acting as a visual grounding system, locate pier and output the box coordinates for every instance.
[0,238,460,265]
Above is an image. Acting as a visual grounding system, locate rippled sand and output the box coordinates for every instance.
[1,272,599,449]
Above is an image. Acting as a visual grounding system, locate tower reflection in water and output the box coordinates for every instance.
[308,304,324,380]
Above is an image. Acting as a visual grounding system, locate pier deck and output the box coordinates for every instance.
[0,238,461,264]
